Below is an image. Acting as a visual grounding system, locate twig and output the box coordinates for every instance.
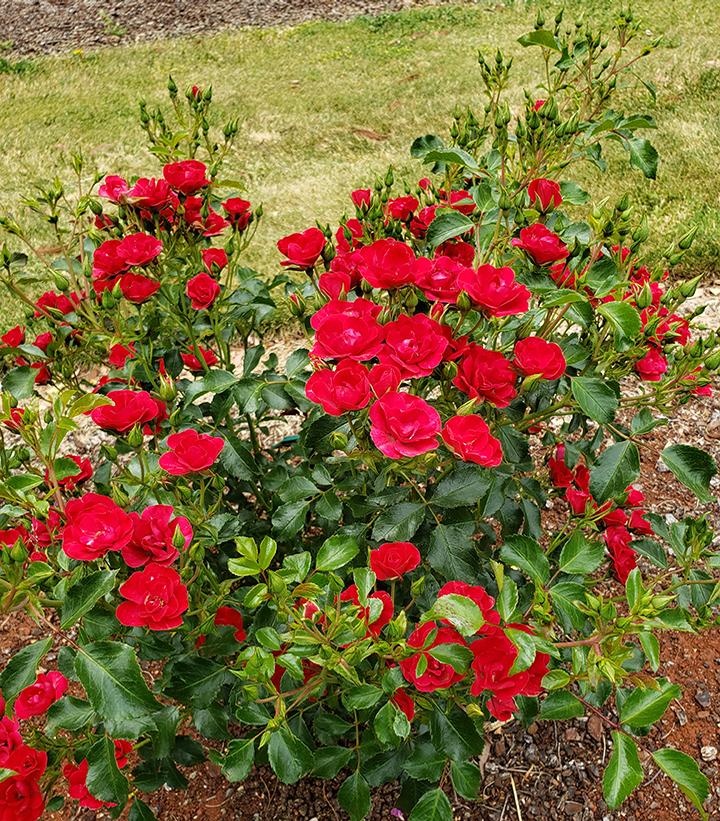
[510,775,524,821]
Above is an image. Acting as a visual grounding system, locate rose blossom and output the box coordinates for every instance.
[186,272,221,309]
[116,563,189,630]
[634,346,668,381]
[513,336,566,380]
[108,342,136,368]
[369,391,441,459]
[181,346,219,371]
[453,345,517,407]
[158,429,225,475]
[202,248,228,271]
[305,360,372,415]
[163,159,210,194]
[62,493,133,561]
[437,581,501,626]
[369,542,421,580]
[512,223,569,265]
[340,585,394,637]
[277,227,326,268]
[441,415,503,467]
[378,313,449,378]
[527,178,562,211]
[64,759,114,810]
[354,238,417,290]
[457,264,531,317]
[310,298,384,362]
[90,389,161,434]
[400,622,466,692]
[14,671,68,720]
[122,504,193,568]
[214,606,246,641]
[222,197,252,229]
[391,689,415,721]
[0,776,45,821]
[117,233,163,267]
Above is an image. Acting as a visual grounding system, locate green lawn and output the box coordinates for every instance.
[1,0,719,321]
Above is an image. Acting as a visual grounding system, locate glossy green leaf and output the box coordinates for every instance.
[0,638,52,702]
[603,732,643,809]
[61,570,117,630]
[571,377,618,424]
[316,533,359,572]
[499,535,549,585]
[652,748,709,819]
[660,445,717,502]
[338,772,371,821]
[589,442,640,503]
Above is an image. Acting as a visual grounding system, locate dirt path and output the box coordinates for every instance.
[1,0,443,56]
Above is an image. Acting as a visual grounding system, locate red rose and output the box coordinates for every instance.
[635,347,667,381]
[116,563,189,630]
[437,581,501,626]
[305,360,372,415]
[108,342,136,368]
[628,509,653,535]
[126,177,178,211]
[409,205,437,239]
[533,98,546,111]
[548,445,574,488]
[181,346,218,371]
[64,759,114,810]
[413,255,466,303]
[186,272,221,310]
[386,195,419,221]
[0,717,22,766]
[222,197,252,229]
[34,290,79,317]
[391,689,415,721]
[354,238,417,289]
[90,389,160,434]
[399,622,466,692]
[214,606,246,642]
[368,363,402,397]
[1,326,24,347]
[457,264,530,317]
[158,429,225,475]
[0,776,45,821]
[453,345,517,407]
[335,219,364,253]
[311,298,384,362]
[514,336,566,380]
[62,493,133,561]
[603,526,637,582]
[512,223,568,265]
[566,486,592,515]
[184,196,229,236]
[113,740,133,769]
[318,270,352,299]
[98,175,129,202]
[117,233,163,267]
[379,313,449,378]
[93,239,127,281]
[441,415,503,467]
[163,159,210,194]
[44,454,92,491]
[351,189,372,209]
[202,248,228,272]
[437,238,476,266]
[0,526,29,549]
[120,273,161,303]
[527,178,562,211]
[14,671,68,719]
[369,391,441,459]
[369,541,421,580]
[470,625,549,720]
[443,189,475,215]
[4,745,47,780]
[122,505,192,568]
[277,227,326,268]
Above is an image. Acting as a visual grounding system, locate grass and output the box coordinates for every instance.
[0,0,719,323]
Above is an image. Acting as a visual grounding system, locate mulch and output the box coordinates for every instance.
[2,0,441,57]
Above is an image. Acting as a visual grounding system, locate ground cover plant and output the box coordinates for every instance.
[0,7,718,821]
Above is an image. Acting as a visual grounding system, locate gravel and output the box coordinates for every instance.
[2,0,447,56]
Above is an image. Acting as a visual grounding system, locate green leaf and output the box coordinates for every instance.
[183,369,238,403]
[422,147,481,173]
[660,445,717,503]
[559,532,604,574]
[424,594,485,637]
[0,638,52,702]
[429,705,484,761]
[338,772,371,821]
[427,643,474,673]
[619,681,681,727]
[267,727,313,784]
[168,657,227,708]
[86,735,129,806]
[61,570,117,630]
[409,788,453,821]
[45,696,95,736]
[571,377,619,424]
[316,533,359,572]
[218,434,256,480]
[404,742,446,781]
[312,746,354,779]
[589,442,640,503]
[431,465,493,508]
[597,301,642,340]
[652,748,709,819]
[425,210,474,247]
[0,769,16,784]
[2,366,36,400]
[129,798,158,821]
[518,29,561,50]
[499,535,549,585]
[639,632,660,671]
[450,760,481,800]
[497,577,518,621]
[427,522,479,582]
[342,684,383,711]
[272,500,310,539]
[603,732,644,809]
[371,502,425,542]
[627,136,659,179]
[539,691,584,720]
[74,641,160,738]
[222,738,255,782]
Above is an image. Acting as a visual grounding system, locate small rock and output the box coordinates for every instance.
[587,714,604,741]
[701,746,718,762]
[564,801,584,815]
[564,728,581,742]
[695,685,711,708]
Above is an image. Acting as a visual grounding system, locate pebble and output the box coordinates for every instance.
[695,685,712,708]
[701,746,718,762]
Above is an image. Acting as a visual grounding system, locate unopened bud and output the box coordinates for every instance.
[678,224,699,250]
[705,351,720,370]
[330,431,348,451]
[456,291,472,312]
[442,361,458,380]
[679,274,702,299]
[52,271,70,291]
[10,542,27,563]
[635,283,654,309]
[189,542,205,562]
[127,424,145,448]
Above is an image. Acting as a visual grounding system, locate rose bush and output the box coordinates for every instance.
[0,11,719,821]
